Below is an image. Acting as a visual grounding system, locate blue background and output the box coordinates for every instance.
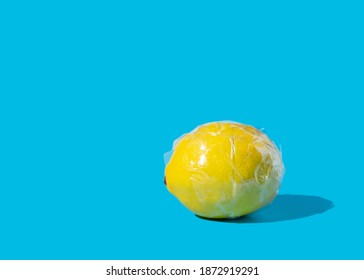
[0,1,363,259]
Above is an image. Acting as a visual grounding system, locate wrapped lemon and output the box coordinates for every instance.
[164,121,284,219]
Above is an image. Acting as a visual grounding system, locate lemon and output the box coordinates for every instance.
[164,121,284,219]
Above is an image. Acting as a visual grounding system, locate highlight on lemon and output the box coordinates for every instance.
[164,121,284,219]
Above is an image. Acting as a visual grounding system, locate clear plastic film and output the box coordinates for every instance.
[164,121,284,219]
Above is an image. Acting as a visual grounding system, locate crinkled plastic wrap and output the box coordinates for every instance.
[164,121,284,219]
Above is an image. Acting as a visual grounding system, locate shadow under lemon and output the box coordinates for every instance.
[196,194,334,223]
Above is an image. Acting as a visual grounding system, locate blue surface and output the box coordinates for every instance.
[0,1,363,260]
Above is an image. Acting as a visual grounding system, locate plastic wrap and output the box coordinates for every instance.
[164,121,284,219]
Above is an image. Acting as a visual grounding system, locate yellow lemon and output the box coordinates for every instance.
[164,121,284,219]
